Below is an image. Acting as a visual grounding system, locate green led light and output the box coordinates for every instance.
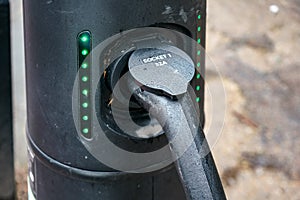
[197,39,201,44]
[82,116,89,121]
[198,15,201,20]
[82,76,88,82]
[81,49,89,56]
[196,97,200,102]
[197,63,201,67]
[197,27,201,32]
[197,50,201,56]
[196,74,201,79]
[80,35,89,42]
[82,102,88,108]
[82,89,88,96]
[81,63,88,69]
[196,86,201,91]
[82,128,89,134]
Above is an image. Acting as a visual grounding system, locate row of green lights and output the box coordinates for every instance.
[79,32,90,136]
[195,13,202,102]
[82,100,89,134]
[81,61,89,108]
[197,14,201,44]
[81,91,89,133]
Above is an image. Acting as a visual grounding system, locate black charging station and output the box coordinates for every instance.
[23,1,208,199]
[0,0,15,199]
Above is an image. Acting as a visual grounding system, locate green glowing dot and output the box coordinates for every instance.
[196,74,201,79]
[80,35,89,42]
[197,27,201,32]
[197,63,201,67]
[197,39,201,44]
[196,97,200,102]
[81,49,89,56]
[198,15,201,20]
[82,102,88,108]
[82,76,88,82]
[82,89,88,96]
[82,116,89,121]
[81,63,88,69]
[82,128,89,134]
[196,86,201,91]
[197,51,201,56]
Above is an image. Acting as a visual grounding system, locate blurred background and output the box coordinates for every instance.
[10,0,300,199]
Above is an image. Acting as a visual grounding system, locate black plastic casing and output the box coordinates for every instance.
[0,1,15,199]
[23,0,206,199]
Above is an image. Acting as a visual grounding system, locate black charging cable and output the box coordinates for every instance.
[127,46,227,200]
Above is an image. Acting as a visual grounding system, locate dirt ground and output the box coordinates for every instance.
[207,0,300,199]
[14,0,300,199]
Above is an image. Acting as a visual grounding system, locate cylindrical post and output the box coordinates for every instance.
[23,1,207,199]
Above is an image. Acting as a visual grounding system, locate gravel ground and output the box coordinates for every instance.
[207,0,300,199]
[13,0,300,199]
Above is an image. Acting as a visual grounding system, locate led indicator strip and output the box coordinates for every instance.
[196,12,202,103]
[77,31,92,139]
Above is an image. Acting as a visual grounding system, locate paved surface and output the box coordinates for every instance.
[11,0,300,199]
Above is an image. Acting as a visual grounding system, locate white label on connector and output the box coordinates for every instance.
[142,53,172,64]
